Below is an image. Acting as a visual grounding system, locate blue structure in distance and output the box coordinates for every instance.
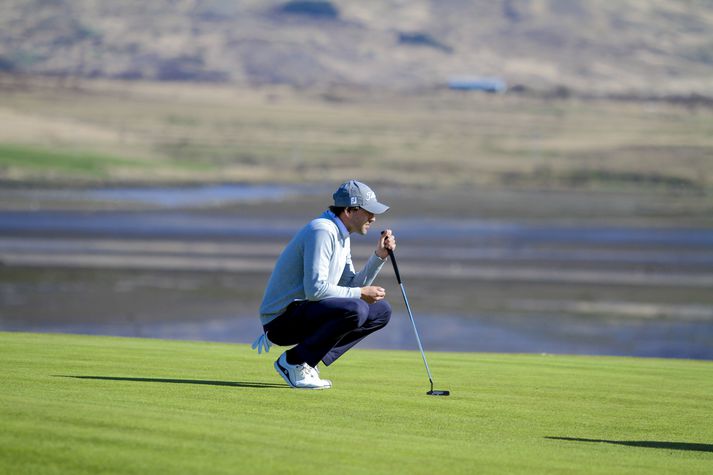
[447,76,507,93]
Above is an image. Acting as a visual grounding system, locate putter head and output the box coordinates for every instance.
[427,390,450,396]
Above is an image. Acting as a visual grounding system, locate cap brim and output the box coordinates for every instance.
[361,201,389,214]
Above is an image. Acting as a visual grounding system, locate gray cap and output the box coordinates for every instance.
[333,180,390,214]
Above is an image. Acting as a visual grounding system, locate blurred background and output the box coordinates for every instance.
[1,0,712,359]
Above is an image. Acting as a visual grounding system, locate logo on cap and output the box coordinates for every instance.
[351,196,358,205]
[365,191,375,201]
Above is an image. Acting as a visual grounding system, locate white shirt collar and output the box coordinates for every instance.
[326,210,350,239]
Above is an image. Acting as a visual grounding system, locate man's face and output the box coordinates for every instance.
[347,208,376,235]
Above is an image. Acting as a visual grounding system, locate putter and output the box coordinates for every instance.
[387,246,450,397]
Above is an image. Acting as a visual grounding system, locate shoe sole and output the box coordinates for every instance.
[274,360,331,390]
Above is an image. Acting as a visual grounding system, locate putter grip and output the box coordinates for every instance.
[387,248,402,284]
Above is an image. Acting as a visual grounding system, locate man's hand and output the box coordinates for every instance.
[361,286,386,303]
[376,229,397,259]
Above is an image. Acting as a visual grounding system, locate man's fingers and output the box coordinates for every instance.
[380,229,396,250]
[371,286,386,301]
[362,286,386,303]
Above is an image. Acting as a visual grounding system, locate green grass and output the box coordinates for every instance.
[0,143,149,178]
[1,332,712,474]
[0,143,214,181]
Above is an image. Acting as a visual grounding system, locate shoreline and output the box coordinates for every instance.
[1,183,711,227]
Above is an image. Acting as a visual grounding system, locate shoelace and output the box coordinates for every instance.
[308,364,326,382]
[296,363,313,380]
[251,333,272,354]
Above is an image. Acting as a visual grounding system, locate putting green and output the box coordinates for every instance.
[1,332,712,474]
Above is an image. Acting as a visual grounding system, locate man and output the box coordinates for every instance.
[252,180,396,390]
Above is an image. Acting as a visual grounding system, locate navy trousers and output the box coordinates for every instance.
[263,298,392,367]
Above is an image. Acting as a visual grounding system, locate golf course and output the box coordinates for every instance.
[1,77,713,473]
[1,332,712,474]
[3,1,713,471]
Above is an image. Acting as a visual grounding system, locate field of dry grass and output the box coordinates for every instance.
[1,76,712,194]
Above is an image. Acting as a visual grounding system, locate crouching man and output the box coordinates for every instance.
[253,180,396,389]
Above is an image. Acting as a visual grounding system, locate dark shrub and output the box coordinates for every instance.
[398,32,452,53]
[0,56,17,72]
[278,1,339,19]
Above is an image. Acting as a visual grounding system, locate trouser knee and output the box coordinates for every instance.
[335,298,392,329]
[371,299,392,327]
[341,299,371,328]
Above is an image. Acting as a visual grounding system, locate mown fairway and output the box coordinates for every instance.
[1,332,711,474]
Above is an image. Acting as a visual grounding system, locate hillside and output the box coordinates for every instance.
[2,332,713,474]
[1,0,713,95]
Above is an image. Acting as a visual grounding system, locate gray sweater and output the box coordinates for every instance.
[259,210,386,325]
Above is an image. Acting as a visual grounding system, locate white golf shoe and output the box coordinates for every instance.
[311,364,332,388]
[274,352,332,390]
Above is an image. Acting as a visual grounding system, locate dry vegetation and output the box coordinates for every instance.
[2,0,713,95]
[1,76,712,195]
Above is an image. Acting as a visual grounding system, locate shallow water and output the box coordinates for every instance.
[1,196,712,360]
[1,183,325,208]
[3,211,713,246]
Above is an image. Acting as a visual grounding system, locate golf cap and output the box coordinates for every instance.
[333,180,390,214]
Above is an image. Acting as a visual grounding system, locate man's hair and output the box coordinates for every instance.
[329,206,359,215]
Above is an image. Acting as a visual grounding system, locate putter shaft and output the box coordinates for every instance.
[388,248,445,394]
[397,281,435,392]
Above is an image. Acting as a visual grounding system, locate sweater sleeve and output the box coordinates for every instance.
[339,252,387,288]
[303,227,361,300]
